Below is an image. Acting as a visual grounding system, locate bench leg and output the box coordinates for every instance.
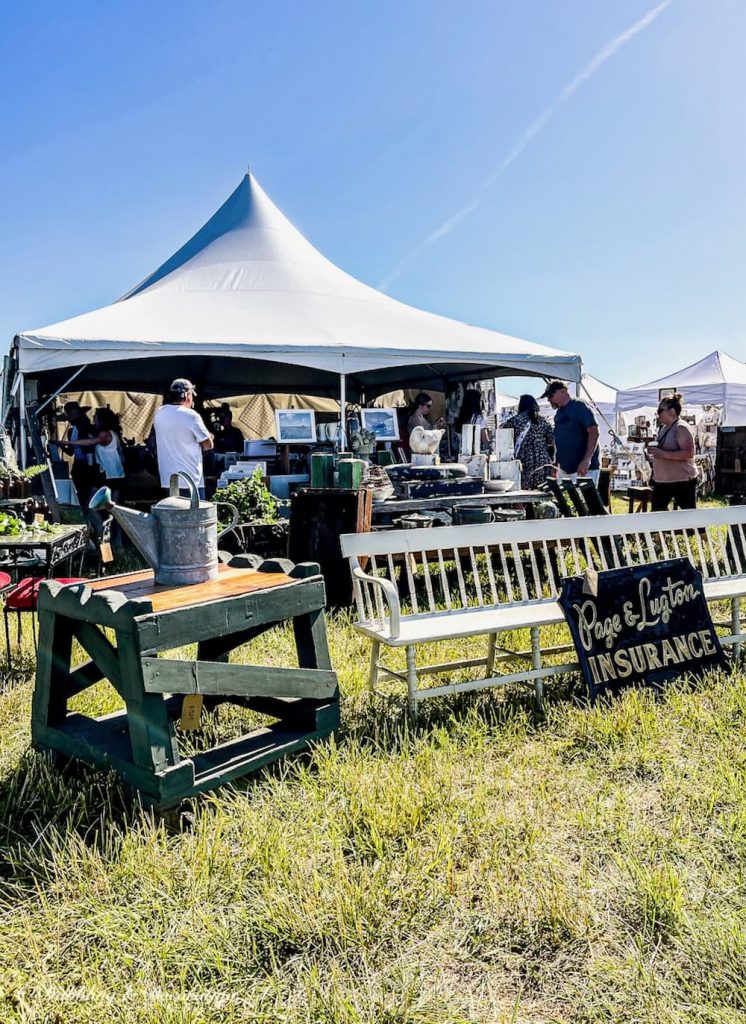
[405,645,418,721]
[531,626,544,712]
[486,633,497,676]
[732,598,742,660]
[369,640,381,692]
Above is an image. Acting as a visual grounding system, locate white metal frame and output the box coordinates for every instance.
[360,407,400,442]
[274,408,316,444]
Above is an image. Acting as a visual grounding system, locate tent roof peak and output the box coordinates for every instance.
[14,172,581,391]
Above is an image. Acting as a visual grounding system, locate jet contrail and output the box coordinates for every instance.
[377,0,671,292]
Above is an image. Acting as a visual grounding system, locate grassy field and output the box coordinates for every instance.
[1,588,745,1023]
[0,492,741,1022]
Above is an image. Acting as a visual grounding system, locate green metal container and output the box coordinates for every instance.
[338,458,365,490]
[310,453,335,488]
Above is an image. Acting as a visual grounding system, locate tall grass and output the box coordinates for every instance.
[1,606,745,1022]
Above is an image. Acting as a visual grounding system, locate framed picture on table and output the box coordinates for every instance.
[360,407,400,442]
[274,409,316,444]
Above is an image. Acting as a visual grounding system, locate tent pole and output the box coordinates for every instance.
[25,403,61,523]
[442,375,452,459]
[578,377,635,458]
[18,374,26,469]
[339,372,346,450]
[35,364,89,416]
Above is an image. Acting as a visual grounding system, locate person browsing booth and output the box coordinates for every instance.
[539,381,600,484]
[153,378,213,496]
[213,403,245,454]
[407,392,444,433]
[57,401,98,510]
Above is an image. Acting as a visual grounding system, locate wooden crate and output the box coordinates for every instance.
[716,427,746,495]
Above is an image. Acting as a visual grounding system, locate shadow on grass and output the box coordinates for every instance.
[335,668,587,756]
[0,747,149,889]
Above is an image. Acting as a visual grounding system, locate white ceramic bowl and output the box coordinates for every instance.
[484,479,515,493]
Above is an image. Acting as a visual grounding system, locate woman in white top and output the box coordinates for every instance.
[67,407,125,504]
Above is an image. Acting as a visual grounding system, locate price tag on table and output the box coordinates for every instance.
[179,694,203,731]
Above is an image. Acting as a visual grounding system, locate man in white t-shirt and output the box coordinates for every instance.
[153,378,213,496]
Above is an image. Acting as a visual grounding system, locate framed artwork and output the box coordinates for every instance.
[360,407,400,442]
[658,388,677,402]
[274,409,316,444]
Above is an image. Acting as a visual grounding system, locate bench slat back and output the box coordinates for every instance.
[342,508,746,626]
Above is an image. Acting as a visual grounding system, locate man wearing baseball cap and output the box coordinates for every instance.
[539,381,599,483]
[153,378,213,495]
[57,400,99,509]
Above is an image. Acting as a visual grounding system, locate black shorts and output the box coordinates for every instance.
[651,479,697,512]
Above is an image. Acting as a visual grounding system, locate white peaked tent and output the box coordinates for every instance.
[12,174,581,400]
[615,351,746,426]
[580,374,622,446]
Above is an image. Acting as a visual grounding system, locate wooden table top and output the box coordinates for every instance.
[86,564,302,613]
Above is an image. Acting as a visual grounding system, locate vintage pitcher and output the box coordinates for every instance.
[90,472,238,585]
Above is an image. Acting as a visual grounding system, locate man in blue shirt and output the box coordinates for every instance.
[539,381,600,484]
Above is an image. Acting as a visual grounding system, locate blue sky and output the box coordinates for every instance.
[1,0,744,391]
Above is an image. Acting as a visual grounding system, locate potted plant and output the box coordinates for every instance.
[212,468,288,559]
[0,460,48,499]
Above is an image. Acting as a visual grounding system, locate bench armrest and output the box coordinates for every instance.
[351,564,401,638]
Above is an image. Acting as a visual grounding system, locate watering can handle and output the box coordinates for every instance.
[216,502,239,541]
[168,472,200,508]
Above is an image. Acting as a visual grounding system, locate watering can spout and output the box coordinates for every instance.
[89,485,160,571]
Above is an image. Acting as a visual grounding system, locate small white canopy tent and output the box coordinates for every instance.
[615,351,746,426]
[580,374,623,446]
[493,388,519,419]
[12,173,581,400]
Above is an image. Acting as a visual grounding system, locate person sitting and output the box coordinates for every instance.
[213,404,245,454]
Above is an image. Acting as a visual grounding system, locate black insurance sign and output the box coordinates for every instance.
[558,557,727,700]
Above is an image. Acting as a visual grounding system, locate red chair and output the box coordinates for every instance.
[4,576,86,667]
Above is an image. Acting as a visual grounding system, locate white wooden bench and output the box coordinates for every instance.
[340,507,746,716]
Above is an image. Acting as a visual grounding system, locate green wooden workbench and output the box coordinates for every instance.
[31,557,339,810]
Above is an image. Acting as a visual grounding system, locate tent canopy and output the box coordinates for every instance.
[13,174,581,399]
[615,350,746,426]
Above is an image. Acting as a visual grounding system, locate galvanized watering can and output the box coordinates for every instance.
[90,472,238,586]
